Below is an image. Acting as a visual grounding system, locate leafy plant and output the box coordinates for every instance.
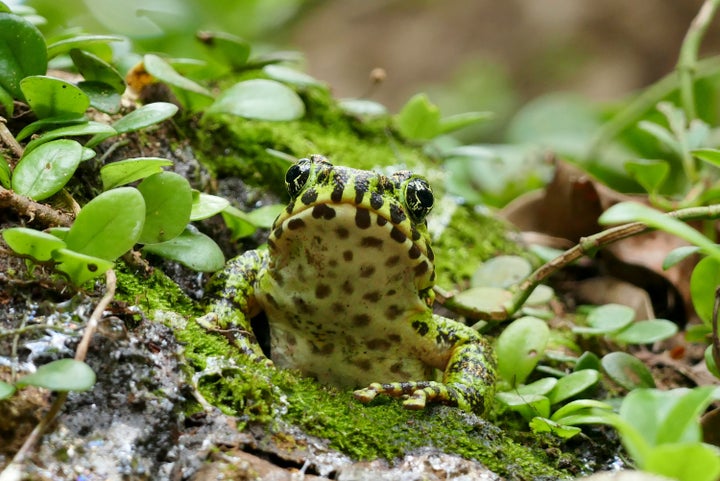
[0,359,96,401]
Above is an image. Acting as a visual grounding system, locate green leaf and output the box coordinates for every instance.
[0,152,10,188]
[221,206,259,240]
[451,286,513,314]
[438,111,494,135]
[573,303,635,335]
[64,187,145,260]
[495,392,550,420]
[644,443,720,481]
[100,157,173,190]
[70,48,125,94]
[77,81,121,114]
[551,399,614,422]
[514,377,557,396]
[496,316,549,385]
[599,202,720,262]
[2,227,66,261]
[0,84,13,116]
[0,12,47,99]
[529,417,582,439]
[24,121,116,154]
[12,139,83,200]
[15,115,87,142]
[690,256,720,325]
[47,34,123,60]
[663,245,700,270]
[190,192,229,221]
[143,54,212,97]
[20,75,90,119]
[638,120,680,153]
[705,345,720,378]
[142,227,224,272]
[0,380,15,400]
[624,159,669,194]
[197,31,250,69]
[263,65,323,87]
[338,98,388,117]
[52,248,113,285]
[207,79,305,121]
[656,386,720,445]
[692,148,720,169]
[547,370,600,404]
[396,93,441,140]
[112,102,179,134]
[601,351,655,390]
[136,172,192,244]
[246,204,285,229]
[17,359,96,391]
[613,319,678,344]
[575,351,601,371]
[471,255,532,288]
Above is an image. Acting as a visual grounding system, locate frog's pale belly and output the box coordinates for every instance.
[255,204,438,387]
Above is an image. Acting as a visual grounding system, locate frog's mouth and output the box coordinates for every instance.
[267,202,435,288]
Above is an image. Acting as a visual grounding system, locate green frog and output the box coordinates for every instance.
[203,155,496,413]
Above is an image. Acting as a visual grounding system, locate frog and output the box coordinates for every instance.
[202,154,496,413]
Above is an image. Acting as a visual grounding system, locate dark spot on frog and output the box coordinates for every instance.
[390,227,406,243]
[343,250,353,262]
[427,245,435,261]
[377,216,388,226]
[361,236,383,248]
[328,258,338,268]
[288,218,305,230]
[390,362,405,375]
[352,314,371,327]
[386,304,403,320]
[366,338,391,351]
[285,199,295,214]
[336,226,349,239]
[412,320,429,336]
[359,264,375,278]
[315,283,331,299]
[267,238,277,251]
[293,296,316,315]
[331,302,346,313]
[312,204,336,220]
[408,245,421,259]
[436,331,456,346]
[362,291,381,302]
[264,292,280,309]
[311,342,335,356]
[388,334,402,343]
[355,209,371,229]
[414,261,429,277]
[270,271,284,286]
[354,178,368,204]
[390,204,406,224]
[301,188,318,205]
[411,227,421,241]
[354,359,372,371]
[331,181,344,203]
[273,225,284,240]
[387,289,397,296]
[342,280,354,294]
[385,255,400,267]
[430,271,436,282]
[370,191,384,210]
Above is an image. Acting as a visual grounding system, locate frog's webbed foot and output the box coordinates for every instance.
[354,381,477,411]
[197,311,272,367]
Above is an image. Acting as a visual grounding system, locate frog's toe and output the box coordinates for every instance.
[353,383,382,403]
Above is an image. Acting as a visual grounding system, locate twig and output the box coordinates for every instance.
[677,0,720,120]
[0,270,117,478]
[0,116,23,160]
[0,186,73,227]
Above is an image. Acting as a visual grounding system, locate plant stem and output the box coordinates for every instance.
[498,204,720,319]
[677,0,720,120]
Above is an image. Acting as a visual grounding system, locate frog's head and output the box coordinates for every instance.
[268,154,436,290]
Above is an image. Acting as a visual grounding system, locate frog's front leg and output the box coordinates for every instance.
[199,250,269,364]
[354,315,496,413]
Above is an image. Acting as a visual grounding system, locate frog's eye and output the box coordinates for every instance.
[285,160,311,197]
[405,178,434,222]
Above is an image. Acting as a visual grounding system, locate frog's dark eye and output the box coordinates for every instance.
[285,160,311,197]
[405,178,433,222]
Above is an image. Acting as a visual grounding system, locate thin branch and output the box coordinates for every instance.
[0,116,23,160]
[677,0,720,119]
[0,186,73,227]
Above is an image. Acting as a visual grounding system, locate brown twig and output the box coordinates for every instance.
[0,186,73,227]
[0,116,23,161]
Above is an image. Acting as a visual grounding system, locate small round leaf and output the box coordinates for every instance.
[612,319,678,344]
[471,255,532,288]
[112,102,179,134]
[496,316,549,385]
[2,227,66,261]
[12,139,83,200]
[100,157,173,190]
[263,65,323,87]
[20,75,90,118]
[143,227,224,272]
[65,187,146,260]
[547,369,600,404]
[136,172,193,244]
[52,248,113,285]
[207,79,305,121]
[601,351,655,390]
[70,48,125,94]
[0,13,47,99]
[17,359,96,391]
[691,256,720,325]
[574,303,635,335]
[190,193,230,221]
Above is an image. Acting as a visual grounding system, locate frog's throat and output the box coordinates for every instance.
[266,203,436,291]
